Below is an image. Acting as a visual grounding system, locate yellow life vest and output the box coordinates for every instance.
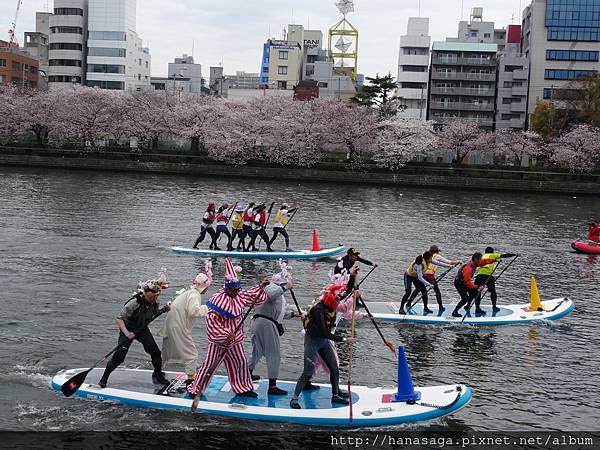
[406,259,419,277]
[426,253,441,275]
[274,209,289,225]
[476,253,501,276]
[231,212,244,229]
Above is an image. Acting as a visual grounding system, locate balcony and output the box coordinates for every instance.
[430,86,495,96]
[431,71,496,81]
[432,56,496,66]
[430,101,494,111]
[512,69,528,80]
[433,116,494,128]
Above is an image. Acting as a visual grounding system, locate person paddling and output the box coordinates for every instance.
[214,202,235,251]
[269,203,297,251]
[248,204,273,252]
[399,251,447,314]
[334,247,377,275]
[588,222,600,243]
[231,205,246,251]
[241,202,256,252]
[192,202,217,249]
[425,245,461,312]
[159,262,212,384]
[475,247,517,313]
[186,259,269,399]
[452,252,497,317]
[98,271,171,388]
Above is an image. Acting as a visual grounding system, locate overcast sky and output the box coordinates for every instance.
[4,0,526,78]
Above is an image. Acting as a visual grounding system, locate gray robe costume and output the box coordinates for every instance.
[248,284,292,378]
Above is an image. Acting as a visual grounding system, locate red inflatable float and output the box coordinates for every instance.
[571,241,600,254]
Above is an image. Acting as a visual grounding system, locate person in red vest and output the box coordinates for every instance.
[241,202,256,252]
[248,204,273,252]
[451,252,499,317]
[214,203,235,251]
[587,222,600,243]
[192,202,217,249]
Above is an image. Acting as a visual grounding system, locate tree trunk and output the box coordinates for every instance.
[151,136,159,151]
[191,136,200,153]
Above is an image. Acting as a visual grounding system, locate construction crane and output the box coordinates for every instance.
[8,0,23,46]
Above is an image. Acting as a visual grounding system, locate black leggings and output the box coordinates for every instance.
[249,228,271,250]
[269,227,289,248]
[193,225,216,248]
[101,328,162,381]
[400,274,428,309]
[214,225,232,248]
[426,275,443,308]
[232,228,245,249]
[454,281,479,311]
[293,334,340,398]
[475,274,497,307]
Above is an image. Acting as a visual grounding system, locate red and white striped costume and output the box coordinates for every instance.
[187,285,267,395]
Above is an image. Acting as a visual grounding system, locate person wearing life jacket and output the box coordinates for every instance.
[425,245,461,312]
[248,204,273,252]
[186,259,269,399]
[248,261,295,396]
[588,222,600,243]
[99,271,171,388]
[269,203,297,251]
[231,205,246,251]
[213,202,235,251]
[474,247,517,313]
[240,202,256,251]
[192,202,217,249]
[334,247,377,275]
[399,252,436,314]
[289,276,358,410]
[452,252,498,317]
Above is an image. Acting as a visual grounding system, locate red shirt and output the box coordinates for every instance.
[457,258,497,289]
[588,225,600,243]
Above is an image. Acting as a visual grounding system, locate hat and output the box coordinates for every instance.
[224,257,241,289]
[139,268,169,293]
[347,247,360,256]
[221,202,229,209]
[235,205,245,213]
[271,259,292,285]
[281,202,289,208]
[321,292,338,309]
[193,260,213,289]
[430,245,440,254]
[208,201,216,207]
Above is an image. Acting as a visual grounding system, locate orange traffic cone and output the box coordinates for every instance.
[311,229,321,252]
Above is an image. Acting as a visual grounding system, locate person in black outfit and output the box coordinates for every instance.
[99,278,171,388]
[334,247,377,275]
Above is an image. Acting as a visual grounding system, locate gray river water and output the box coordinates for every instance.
[0,166,599,433]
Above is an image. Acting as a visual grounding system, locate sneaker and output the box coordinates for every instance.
[98,378,107,388]
[438,306,446,312]
[475,308,487,315]
[268,386,288,396]
[192,246,198,249]
[302,382,320,391]
[285,248,294,252]
[398,308,406,315]
[251,373,261,381]
[237,390,258,398]
[331,395,349,405]
[451,310,462,318]
[152,372,170,386]
[338,390,349,398]
[213,246,222,251]
[423,308,433,314]
[227,247,234,252]
[492,306,501,313]
[267,248,274,252]
[290,398,301,409]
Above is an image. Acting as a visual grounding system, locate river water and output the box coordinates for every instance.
[0,166,599,434]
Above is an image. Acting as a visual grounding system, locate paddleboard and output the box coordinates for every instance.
[360,297,574,325]
[170,245,347,260]
[51,368,471,427]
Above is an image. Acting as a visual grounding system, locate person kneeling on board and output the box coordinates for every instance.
[426,245,461,312]
[474,247,517,313]
[334,247,377,275]
[269,203,297,251]
[289,276,357,409]
[187,259,269,399]
[159,261,213,385]
[452,252,497,317]
[98,271,171,388]
[248,261,296,395]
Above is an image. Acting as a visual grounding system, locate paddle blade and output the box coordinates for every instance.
[61,368,92,397]
[191,395,201,412]
[385,341,397,356]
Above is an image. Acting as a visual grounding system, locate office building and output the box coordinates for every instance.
[0,40,39,88]
[427,41,498,129]
[23,12,52,79]
[226,71,260,89]
[397,17,431,119]
[168,54,201,93]
[522,0,600,122]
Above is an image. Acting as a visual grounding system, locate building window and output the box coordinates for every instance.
[318,82,328,88]
[546,49,599,61]
[547,27,600,41]
[470,31,478,37]
[502,98,512,104]
[0,75,4,83]
[54,8,83,15]
[504,65,523,72]
[50,26,83,34]
[87,47,126,57]
[88,31,127,41]
[0,59,6,67]
[88,64,126,74]
[484,33,491,38]
[278,66,288,75]
[511,97,521,103]
[138,58,142,66]
[277,80,287,89]
[544,69,597,80]
[86,80,125,90]
[278,50,288,60]
[49,59,82,67]
[49,42,83,50]
[402,65,427,72]
[12,61,21,70]
[145,61,149,68]
[48,75,81,83]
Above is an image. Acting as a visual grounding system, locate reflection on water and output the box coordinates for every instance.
[1,166,599,431]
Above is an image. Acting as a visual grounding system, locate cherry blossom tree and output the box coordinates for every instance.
[494,129,540,166]
[548,124,600,173]
[122,90,176,151]
[170,94,223,153]
[0,85,23,143]
[372,118,437,170]
[435,118,495,166]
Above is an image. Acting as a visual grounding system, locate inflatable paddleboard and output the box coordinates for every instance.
[51,368,471,427]
[571,240,600,255]
[170,245,347,260]
[361,298,574,325]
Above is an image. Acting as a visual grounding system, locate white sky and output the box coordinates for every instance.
[3,0,526,78]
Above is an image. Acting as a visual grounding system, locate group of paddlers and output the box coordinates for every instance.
[399,245,517,317]
[96,247,377,410]
[192,202,297,252]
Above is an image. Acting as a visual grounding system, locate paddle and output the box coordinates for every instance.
[339,265,377,303]
[191,287,266,412]
[60,304,167,397]
[347,290,357,424]
[407,263,459,310]
[357,295,396,355]
[478,255,519,304]
[218,201,237,245]
[257,202,276,251]
[282,208,298,231]
[288,288,303,316]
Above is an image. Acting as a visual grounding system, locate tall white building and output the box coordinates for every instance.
[397,17,430,119]
[86,0,150,91]
[48,0,88,87]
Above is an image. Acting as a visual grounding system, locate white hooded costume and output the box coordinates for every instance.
[160,262,212,377]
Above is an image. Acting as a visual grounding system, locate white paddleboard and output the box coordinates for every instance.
[170,245,347,260]
[51,368,471,427]
[361,298,574,325]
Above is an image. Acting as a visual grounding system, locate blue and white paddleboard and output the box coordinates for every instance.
[51,368,471,427]
[363,298,574,325]
[170,245,347,260]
